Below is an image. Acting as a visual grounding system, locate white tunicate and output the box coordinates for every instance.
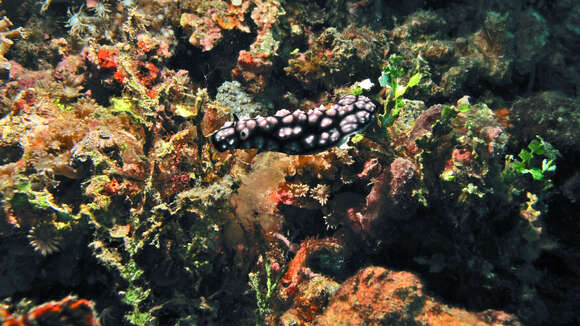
[246,119,257,129]
[293,126,302,135]
[293,110,307,121]
[355,100,366,108]
[292,110,303,117]
[298,114,307,122]
[218,128,235,139]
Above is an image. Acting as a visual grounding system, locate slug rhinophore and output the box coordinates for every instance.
[211,94,377,155]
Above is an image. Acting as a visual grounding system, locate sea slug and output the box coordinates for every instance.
[211,94,377,155]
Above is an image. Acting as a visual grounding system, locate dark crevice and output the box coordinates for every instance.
[168,27,256,97]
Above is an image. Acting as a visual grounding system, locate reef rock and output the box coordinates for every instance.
[313,266,520,326]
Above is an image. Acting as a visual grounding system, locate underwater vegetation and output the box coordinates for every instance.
[0,0,579,325]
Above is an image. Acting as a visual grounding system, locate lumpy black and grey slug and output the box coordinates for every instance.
[211,95,377,155]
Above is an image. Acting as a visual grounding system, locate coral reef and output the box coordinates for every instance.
[180,0,251,52]
[279,238,347,299]
[284,26,387,91]
[510,91,580,152]
[313,266,520,326]
[231,0,284,94]
[0,0,579,325]
[0,296,99,326]
[216,80,266,118]
[0,16,24,76]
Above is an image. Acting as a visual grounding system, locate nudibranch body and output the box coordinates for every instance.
[211,95,377,155]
